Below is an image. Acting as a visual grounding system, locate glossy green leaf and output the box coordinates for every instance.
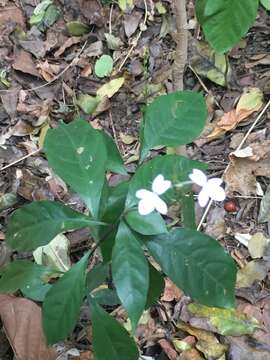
[146,228,236,308]
[196,0,259,53]
[44,120,107,217]
[89,296,139,360]
[101,132,127,175]
[126,154,206,209]
[112,221,149,330]
[261,0,270,10]
[140,91,207,160]
[93,288,120,306]
[86,262,110,292]
[6,200,101,251]
[66,21,90,36]
[145,263,165,309]
[43,252,89,344]
[97,181,128,262]
[21,283,52,302]
[0,260,51,293]
[125,210,167,235]
[95,55,113,78]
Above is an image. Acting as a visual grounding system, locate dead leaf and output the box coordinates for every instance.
[158,339,178,360]
[54,37,81,58]
[37,60,61,82]
[226,336,270,360]
[224,140,270,195]
[96,77,125,98]
[176,320,227,358]
[84,41,103,57]
[258,184,270,223]
[0,5,25,28]
[13,49,40,78]
[78,0,105,27]
[178,348,202,360]
[248,233,268,259]
[124,12,142,38]
[119,132,137,145]
[0,294,57,360]
[12,120,35,136]
[161,278,183,302]
[0,89,19,118]
[207,88,263,139]
[236,260,270,288]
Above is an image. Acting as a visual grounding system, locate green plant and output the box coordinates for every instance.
[1,90,237,357]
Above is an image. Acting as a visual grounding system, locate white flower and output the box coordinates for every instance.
[136,174,171,215]
[189,169,226,207]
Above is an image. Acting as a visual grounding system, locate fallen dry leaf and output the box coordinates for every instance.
[236,260,270,288]
[0,295,57,360]
[54,37,81,58]
[224,140,270,195]
[161,278,183,302]
[0,5,25,28]
[248,233,268,259]
[207,88,263,139]
[13,49,40,78]
[179,348,202,360]
[176,320,227,359]
[124,11,142,38]
[158,339,179,360]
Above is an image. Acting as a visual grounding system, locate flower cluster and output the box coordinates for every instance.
[136,169,226,216]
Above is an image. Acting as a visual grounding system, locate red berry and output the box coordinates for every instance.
[224,199,237,212]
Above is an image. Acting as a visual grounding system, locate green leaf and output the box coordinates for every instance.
[187,303,260,336]
[125,210,167,235]
[44,120,107,217]
[140,91,207,160]
[112,221,149,330]
[180,192,196,229]
[196,0,259,53]
[101,132,127,175]
[43,252,89,344]
[146,228,236,308]
[89,296,139,360]
[93,288,120,306]
[126,154,206,209]
[86,262,110,292]
[261,0,270,10]
[21,283,52,302]
[97,181,128,262]
[95,55,113,78]
[66,21,91,36]
[258,184,270,223]
[76,94,101,114]
[0,260,51,293]
[145,263,165,309]
[6,200,100,251]
[43,4,59,27]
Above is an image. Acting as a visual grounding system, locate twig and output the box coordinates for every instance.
[172,0,187,91]
[188,64,222,109]
[108,110,121,151]
[0,148,41,172]
[197,99,270,231]
[0,41,88,94]
[109,4,114,35]
[118,0,148,72]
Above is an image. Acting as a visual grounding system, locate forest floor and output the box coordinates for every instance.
[0,0,270,359]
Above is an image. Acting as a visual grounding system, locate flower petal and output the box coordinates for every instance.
[152,174,171,195]
[210,185,226,202]
[138,198,156,215]
[207,178,223,187]
[198,189,209,207]
[136,189,153,199]
[189,169,207,187]
[152,194,168,215]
